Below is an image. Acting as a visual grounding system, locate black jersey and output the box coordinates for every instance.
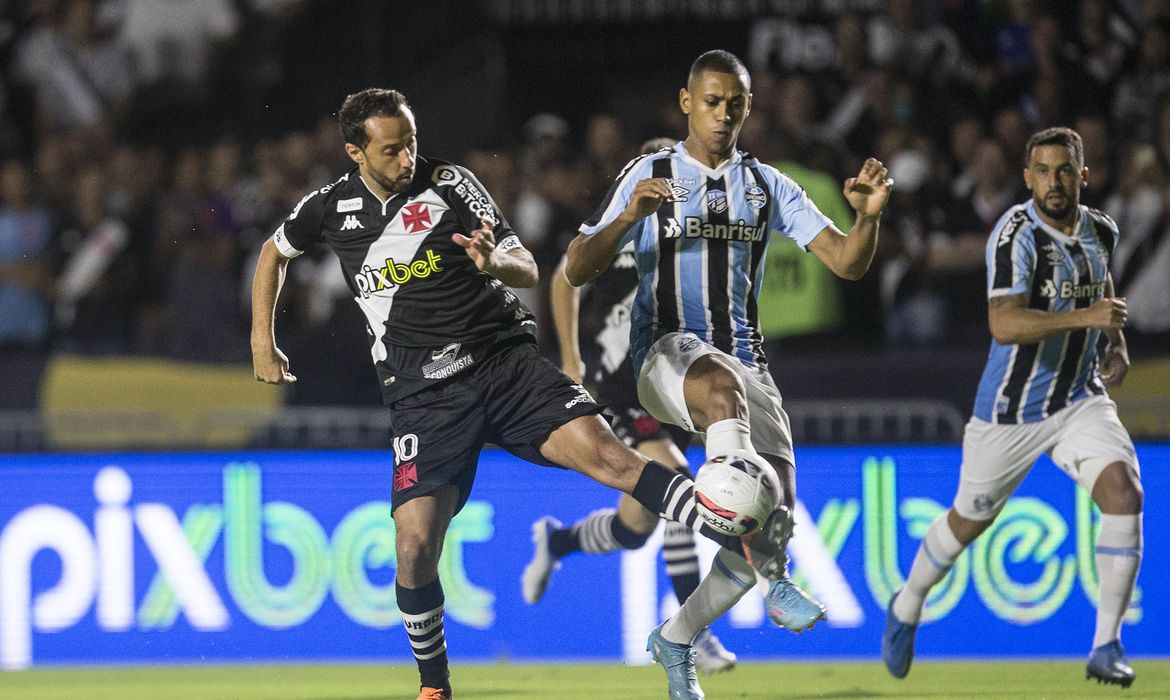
[579,244,638,397]
[274,157,537,404]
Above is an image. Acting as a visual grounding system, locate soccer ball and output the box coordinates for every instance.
[694,454,780,536]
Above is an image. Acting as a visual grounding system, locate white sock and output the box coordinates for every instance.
[1093,513,1142,649]
[893,515,966,625]
[704,418,752,460]
[661,549,756,645]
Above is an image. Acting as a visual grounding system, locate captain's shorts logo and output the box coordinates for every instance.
[745,185,766,209]
[354,250,443,298]
[393,461,418,492]
[422,343,474,379]
[706,189,728,214]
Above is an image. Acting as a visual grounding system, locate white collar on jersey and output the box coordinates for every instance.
[1026,200,1083,246]
[357,171,404,216]
[674,141,744,178]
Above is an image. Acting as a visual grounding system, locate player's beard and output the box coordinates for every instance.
[370,169,411,195]
[1034,190,1074,222]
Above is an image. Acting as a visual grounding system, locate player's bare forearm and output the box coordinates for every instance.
[987,294,1127,345]
[250,238,297,384]
[250,238,287,349]
[485,248,538,288]
[565,218,631,286]
[806,214,880,281]
[550,257,584,381]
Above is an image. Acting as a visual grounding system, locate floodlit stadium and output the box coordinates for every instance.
[1,1,1168,698]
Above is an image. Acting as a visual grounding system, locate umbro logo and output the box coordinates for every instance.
[340,215,363,231]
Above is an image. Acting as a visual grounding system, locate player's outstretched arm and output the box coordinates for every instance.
[565,177,672,286]
[808,157,892,280]
[988,291,1128,345]
[250,237,297,384]
[453,216,538,288]
[549,255,584,383]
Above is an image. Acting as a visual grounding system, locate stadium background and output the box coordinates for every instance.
[0,0,1168,681]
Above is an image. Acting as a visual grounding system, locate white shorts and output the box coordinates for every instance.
[636,332,795,464]
[955,394,1139,520]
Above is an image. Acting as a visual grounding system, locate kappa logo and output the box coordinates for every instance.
[340,215,363,231]
[402,203,432,233]
[706,189,728,214]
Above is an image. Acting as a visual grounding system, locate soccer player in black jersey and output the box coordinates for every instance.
[250,89,796,700]
[523,138,737,674]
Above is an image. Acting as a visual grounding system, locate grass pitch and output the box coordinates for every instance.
[2,660,1168,699]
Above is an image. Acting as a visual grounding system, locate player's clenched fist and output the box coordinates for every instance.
[1085,297,1128,330]
[253,345,297,384]
[620,178,674,223]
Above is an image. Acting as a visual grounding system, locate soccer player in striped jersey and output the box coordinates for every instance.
[253,88,827,700]
[883,127,1143,688]
[566,50,893,698]
[522,137,737,675]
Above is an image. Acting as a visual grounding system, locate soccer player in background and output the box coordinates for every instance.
[565,50,893,698]
[522,138,738,675]
[882,127,1143,688]
[251,88,806,700]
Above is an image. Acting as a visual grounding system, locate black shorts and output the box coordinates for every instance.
[596,376,693,454]
[387,340,604,514]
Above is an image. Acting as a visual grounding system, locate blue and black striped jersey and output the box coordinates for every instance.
[973,200,1119,424]
[579,141,831,374]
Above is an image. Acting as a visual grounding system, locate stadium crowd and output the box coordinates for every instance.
[2,0,1170,410]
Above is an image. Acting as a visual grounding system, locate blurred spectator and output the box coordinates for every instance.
[148,147,244,361]
[12,0,132,139]
[54,163,135,352]
[1075,113,1114,208]
[1112,20,1170,142]
[1108,138,1170,351]
[0,159,54,408]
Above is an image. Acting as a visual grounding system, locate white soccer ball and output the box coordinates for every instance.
[694,454,779,536]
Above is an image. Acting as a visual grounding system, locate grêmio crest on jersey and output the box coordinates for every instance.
[272,157,536,404]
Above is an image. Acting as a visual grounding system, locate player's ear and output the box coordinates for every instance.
[679,87,691,115]
[746,92,753,116]
[1081,166,1089,187]
[345,143,364,166]
[1023,168,1033,191]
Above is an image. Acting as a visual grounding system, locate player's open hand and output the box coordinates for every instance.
[621,178,673,222]
[453,217,497,270]
[1100,342,1130,387]
[843,157,893,218]
[253,345,297,384]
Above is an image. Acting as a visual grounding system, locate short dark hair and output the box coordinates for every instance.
[338,89,411,149]
[1025,126,1083,169]
[640,137,675,154]
[688,50,750,88]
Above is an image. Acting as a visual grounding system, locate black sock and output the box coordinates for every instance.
[631,460,742,554]
[397,577,450,691]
